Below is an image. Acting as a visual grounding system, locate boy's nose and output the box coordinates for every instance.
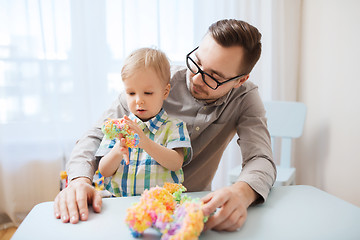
[136,96,144,105]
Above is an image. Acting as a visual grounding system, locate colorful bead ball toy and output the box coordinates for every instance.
[125,183,207,240]
[102,118,140,148]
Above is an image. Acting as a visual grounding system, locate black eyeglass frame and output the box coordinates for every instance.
[186,46,246,90]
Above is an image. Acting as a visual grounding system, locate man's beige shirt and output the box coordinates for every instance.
[67,66,276,202]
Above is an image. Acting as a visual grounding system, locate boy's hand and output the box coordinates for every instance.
[112,139,130,165]
[123,116,147,148]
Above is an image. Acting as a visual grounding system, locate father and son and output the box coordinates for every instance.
[54,19,276,232]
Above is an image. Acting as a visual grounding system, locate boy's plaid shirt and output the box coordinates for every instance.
[96,109,192,196]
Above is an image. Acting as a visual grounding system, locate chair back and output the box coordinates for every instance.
[264,101,306,168]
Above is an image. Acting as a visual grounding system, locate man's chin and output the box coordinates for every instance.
[191,91,212,102]
[190,90,203,100]
[190,86,206,98]
[191,89,219,103]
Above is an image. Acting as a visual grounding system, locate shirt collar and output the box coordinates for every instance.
[129,108,168,135]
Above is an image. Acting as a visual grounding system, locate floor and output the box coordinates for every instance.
[0,227,17,240]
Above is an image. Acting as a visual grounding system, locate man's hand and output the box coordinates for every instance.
[201,181,258,231]
[54,177,102,224]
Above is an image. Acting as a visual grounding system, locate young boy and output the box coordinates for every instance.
[96,48,192,197]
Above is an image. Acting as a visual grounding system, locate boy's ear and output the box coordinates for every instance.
[164,83,171,99]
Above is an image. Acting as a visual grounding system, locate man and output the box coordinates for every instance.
[54,19,276,232]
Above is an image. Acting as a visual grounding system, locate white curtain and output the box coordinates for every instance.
[0,0,301,227]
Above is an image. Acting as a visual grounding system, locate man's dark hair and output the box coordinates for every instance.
[208,19,262,74]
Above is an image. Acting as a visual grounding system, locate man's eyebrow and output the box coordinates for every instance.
[194,52,227,79]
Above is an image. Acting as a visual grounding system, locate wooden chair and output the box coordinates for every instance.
[228,101,307,186]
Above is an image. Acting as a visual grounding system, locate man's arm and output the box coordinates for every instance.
[67,93,129,182]
[54,93,129,223]
[202,88,276,231]
[235,90,276,203]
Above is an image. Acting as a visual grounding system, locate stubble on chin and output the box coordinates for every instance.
[187,72,213,102]
[191,83,220,103]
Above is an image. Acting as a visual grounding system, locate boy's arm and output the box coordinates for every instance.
[140,138,184,171]
[123,116,184,171]
[98,139,129,177]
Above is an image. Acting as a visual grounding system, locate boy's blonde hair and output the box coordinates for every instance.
[121,47,171,85]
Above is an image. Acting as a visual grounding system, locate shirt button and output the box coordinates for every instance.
[195,126,200,131]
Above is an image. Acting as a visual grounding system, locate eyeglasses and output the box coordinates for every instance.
[186,46,246,90]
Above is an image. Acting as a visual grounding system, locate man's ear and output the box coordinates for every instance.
[234,74,250,88]
[164,83,171,99]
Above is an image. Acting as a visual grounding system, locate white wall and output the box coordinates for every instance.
[296,0,360,206]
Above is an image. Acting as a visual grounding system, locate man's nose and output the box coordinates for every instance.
[192,72,205,86]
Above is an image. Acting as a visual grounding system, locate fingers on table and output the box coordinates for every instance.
[91,191,103,213]
[202,191,247,231]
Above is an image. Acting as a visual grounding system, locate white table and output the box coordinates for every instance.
[12,185,360,240]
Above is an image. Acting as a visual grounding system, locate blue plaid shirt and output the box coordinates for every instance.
[96,109,192,196]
